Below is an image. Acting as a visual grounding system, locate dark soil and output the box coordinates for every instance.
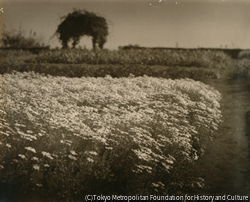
[190,61,250,195]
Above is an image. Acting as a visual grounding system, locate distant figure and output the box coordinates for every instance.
[55,9,109,50]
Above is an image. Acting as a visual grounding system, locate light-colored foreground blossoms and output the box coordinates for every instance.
[0,72,222,196]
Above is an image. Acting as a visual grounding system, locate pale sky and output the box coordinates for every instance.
[0,0,250,50]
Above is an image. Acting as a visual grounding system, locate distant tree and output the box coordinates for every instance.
[55,9,109,50]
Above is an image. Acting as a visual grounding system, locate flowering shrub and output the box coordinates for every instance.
[30,48,231,69]
[0,72,222,200]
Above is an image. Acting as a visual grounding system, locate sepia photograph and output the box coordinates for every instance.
[0,0,250,201]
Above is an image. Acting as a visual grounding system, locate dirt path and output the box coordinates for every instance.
[190,63,250,195]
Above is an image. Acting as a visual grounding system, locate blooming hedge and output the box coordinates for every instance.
[0,72,222,200]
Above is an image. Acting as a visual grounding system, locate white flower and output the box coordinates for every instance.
[32,157,39,161]
[33,164,40,171]
[70,150,78,156]
[18,154,26,159]
[41,151,53,160]
[68,155,77,161]
[87,158,94,163]
[152,183,160,187]
[25,147,36,153]
[88,151,97,156]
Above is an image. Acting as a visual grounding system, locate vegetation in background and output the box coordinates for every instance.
[0,50,33,58]
[0,24,45,48]
[0,72,222,201]
[0,48,228,80]
[237,50,250,59]
[232,58,250,80]
[30,48,231,69]
[55,9,109,49]
[1,63,220,80]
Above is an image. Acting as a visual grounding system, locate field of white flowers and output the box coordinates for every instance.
[0,72,222,200]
